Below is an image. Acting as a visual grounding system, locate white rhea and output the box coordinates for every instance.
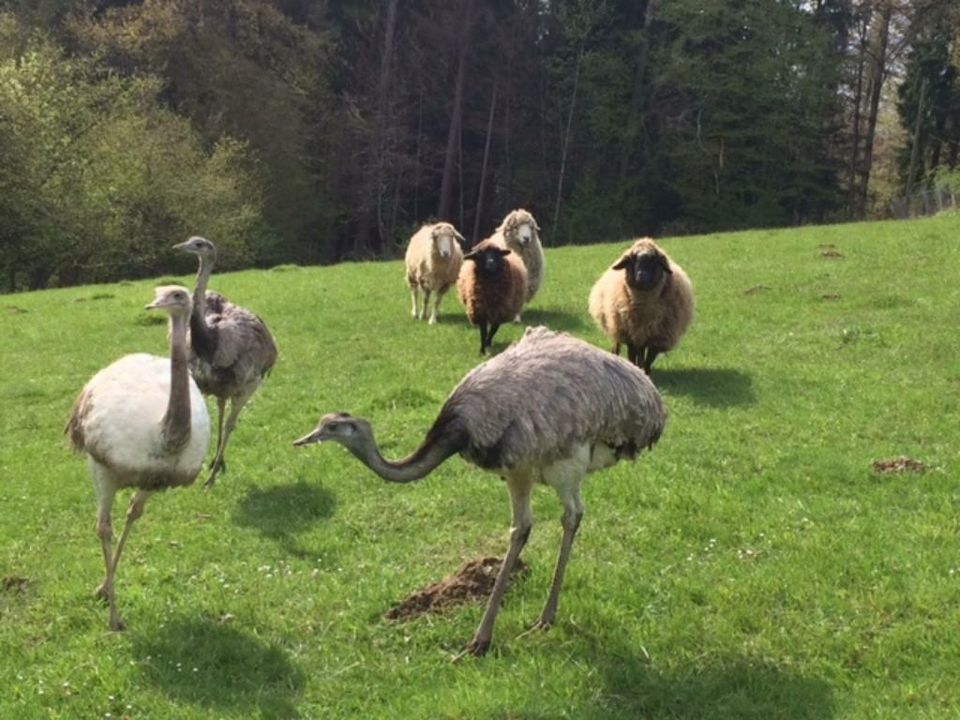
[294,326,666,658]
[173,236,278,488]
[66,286,211,631]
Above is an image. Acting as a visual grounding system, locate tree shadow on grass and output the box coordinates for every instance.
[232,482,336,558]
[132,616,304,718]
[653,367,757,408]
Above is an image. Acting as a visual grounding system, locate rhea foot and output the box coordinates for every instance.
[452,636,491,662]
[108,615,127,632]
[204,458,226,489]
[93,583,110,603]
[516,618,553,640]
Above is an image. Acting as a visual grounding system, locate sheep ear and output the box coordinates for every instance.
[658,254,673,274]
[454,229,465,242]
[463,251,476,261]
[612,256,632,271]
[497,248,511,257]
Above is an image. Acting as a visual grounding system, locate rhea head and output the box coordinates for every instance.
[173,235,217,260]
[293,412,372,451]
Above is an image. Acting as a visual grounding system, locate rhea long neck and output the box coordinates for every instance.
[344,425,461,484]
[189,254,215,354]
[161,313,193,452]
[193,254,214,309]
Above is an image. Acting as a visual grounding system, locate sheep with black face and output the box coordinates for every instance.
[457,239,528,355]
[588,237,694,373]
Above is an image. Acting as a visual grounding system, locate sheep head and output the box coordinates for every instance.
[431,223,464,260]
[613,244,672,293]
[500,210,540,249]
[464,243,511,277]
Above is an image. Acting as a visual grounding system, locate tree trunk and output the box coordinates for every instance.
[472,75,499,245]
[905,77,928,207]
[551,42,584,244]
[847,15,869,217]
[855,0,892,219]
[438,0,474,222]
[618,0,657,183]
[354,0,399,257]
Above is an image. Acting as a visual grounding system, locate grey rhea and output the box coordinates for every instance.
[173,236,278,488]
[66,286,211,630]
[294,326,666,657]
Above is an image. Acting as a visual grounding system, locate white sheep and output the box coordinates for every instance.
[404,222,465,324]
[488,209,544,321]
[588,237,694,374]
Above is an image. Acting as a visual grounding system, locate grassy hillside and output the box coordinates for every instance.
[1,215,959,719]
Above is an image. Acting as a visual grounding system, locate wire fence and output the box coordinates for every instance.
[890,185,959,219]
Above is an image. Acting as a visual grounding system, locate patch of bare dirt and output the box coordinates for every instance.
[2,576,30,594]
[385,556,529,621]
[821,293,842,301]
[821,249,845,259]
[872,457,926,474]
[744,285,772,295]
[4,305,27,314]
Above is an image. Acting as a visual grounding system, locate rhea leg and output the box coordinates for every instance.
[206,387,254,488]
[458,475,533,659]
[91,464,117,604]
[98,487,153,631]
[529,453,587,632]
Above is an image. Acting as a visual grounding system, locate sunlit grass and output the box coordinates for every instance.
[1,214,959,718]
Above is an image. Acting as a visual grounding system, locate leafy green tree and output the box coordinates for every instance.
[651,0,843,230]
[0,15,265,290]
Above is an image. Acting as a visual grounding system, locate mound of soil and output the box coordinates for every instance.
[821,249,845,259]
[2,576,29,594]
[744,285,772,295]
[385,556,529,621]
[872,457,926,474]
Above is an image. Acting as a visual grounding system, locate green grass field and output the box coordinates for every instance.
[2,215,959,719]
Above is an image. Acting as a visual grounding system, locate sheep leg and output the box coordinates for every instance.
[486,323,501,352]
[457,475,533,660]
[429,289,445,325]
[627,344,642,367]
[409,284,420,319]
[643,347,661,374]
[105,489,153,631]
[612,342,621,356]
[420,289,431,321]
[478,320,489,354]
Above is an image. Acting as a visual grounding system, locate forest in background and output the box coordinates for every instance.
[1,0,958,291]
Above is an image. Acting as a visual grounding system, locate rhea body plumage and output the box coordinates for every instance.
[294,326,666,657]
[173,236,277,488]
[66,286,211,631]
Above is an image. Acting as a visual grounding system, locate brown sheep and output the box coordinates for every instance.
[588,238,694,373]
[457,240,528,355]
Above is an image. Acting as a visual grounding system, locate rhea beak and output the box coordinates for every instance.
[172,241,192,253]
[293,428,325,447]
